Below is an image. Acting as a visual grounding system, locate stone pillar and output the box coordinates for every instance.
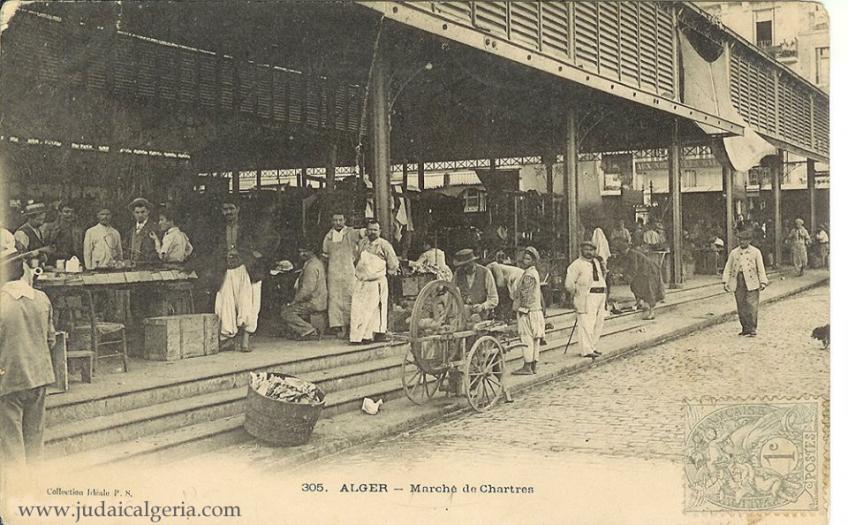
[668,118,683,287]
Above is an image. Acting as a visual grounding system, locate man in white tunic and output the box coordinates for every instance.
[349,220,398,344]
[83,208,123,269]
[565,241,607,359]
[511,247,545,375]
[322,213,360,338]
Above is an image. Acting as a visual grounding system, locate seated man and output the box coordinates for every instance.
[452,248,498,323]
[280,246,328,341]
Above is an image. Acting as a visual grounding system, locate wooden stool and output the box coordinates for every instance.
[67,351,95,383]
[309,312,329,340]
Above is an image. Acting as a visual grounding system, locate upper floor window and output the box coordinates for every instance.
[816,47,830,86]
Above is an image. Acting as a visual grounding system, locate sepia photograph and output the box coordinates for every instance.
[0,1,835,523]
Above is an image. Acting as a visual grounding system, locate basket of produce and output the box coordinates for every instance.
[244,372,326,446]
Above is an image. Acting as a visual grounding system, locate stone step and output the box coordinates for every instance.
[58,331,581,466]
[46,339,408,426]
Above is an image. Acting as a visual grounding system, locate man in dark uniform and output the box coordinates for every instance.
[41,201,84,263]
[126,197,158,264]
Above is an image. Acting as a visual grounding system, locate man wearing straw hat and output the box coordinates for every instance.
[14,202,51,265]
[512,246,545,375]
[722,229,768,337]
[565,240,607,359]
[452,248,499,323]
[0,251,56,477]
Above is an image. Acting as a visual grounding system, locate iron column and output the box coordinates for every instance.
[668,118,683,286]
[722,164,735,250]
[369,43,392,237]
[565,107,579,263]
[772,151,783,267]
[807,158,817,234]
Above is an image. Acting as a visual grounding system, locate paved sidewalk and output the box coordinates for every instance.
[166,269,828,472]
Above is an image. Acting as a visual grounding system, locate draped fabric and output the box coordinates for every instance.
[679,29,776,172]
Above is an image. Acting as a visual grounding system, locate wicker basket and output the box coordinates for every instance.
[243,373,326,446]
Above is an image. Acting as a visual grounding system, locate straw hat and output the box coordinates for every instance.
[453,249,478,266]
[22,202,47,216]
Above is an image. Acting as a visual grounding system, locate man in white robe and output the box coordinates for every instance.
[349,220,398,344]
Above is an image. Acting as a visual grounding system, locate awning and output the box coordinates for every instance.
[679,29,776,172]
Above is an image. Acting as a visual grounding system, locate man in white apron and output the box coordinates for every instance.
[349,220,399,344]
[322,213,361,339]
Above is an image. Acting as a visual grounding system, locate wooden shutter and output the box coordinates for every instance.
[540,2,569,57]
[432,2,473,25]
[619,2,640,86]
[256,65,272,119]
[638,2,658,92]
[656,5,675,97]
[574,2,599,72]
[597,2,620,79]
[510,2,541,50]
[178,49,197,105]
[197,54,217,109]
[474,2,508,38]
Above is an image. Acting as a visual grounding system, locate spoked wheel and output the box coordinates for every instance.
[401,347,447,405]
[463,335,506,412]
[408,280,466,376]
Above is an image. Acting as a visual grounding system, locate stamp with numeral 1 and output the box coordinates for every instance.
[683,398,824,513]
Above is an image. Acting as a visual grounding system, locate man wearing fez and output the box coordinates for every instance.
[321,213,360,339]
[722,229,768,337]
[213,197,278,352]
[83,208,123,269]
[349,219,399,344]
[280,246,328,341]
[512,247,546,375]
[41,201,84,263]
[127,197,158,264]
[14,202,51,264]
[565,240,607,359]
[452,248,499,322]
[0,253,56,475]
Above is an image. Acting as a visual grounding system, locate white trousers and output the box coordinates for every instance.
[349,276,388,343]
[518,310,545,363]
[577,292,606,356]
[215,266,262,339]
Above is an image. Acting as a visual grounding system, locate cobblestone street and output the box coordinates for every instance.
[316,286,829,468]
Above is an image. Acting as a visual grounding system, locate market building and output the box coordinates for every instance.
[0,1,828,463]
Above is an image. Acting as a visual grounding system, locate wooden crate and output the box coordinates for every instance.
[143,314,219,361]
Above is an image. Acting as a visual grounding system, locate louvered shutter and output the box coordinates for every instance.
[619,2,640,86]
[656,5,675,97]
[510,2,541,50]
[197,55,217,109]
[540,2,569,57]
[432,2,473,25]
[597,2,619,79]
[474,2,508,38]
[178,49,196,105]
[256,65,272,119]
[574,2,599,72]
[638,2,658,92]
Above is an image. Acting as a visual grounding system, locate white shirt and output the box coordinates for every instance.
[2,279,35,300]
[135,220,148,234]
[83,223,123,269]
[1,228,15,257]
[330,228,346,243]
[816,231,829,243]
[159,226,194,263]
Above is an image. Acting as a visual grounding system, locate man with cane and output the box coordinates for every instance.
[565,240,607,359]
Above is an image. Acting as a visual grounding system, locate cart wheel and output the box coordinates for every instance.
[464,335,506,412]
[401,347,447,405]
[408,280,465,375]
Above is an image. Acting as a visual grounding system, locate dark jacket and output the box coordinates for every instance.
[193,219,280,292]
[127,222,158,263]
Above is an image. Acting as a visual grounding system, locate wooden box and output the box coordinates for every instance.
[143,314,219,361]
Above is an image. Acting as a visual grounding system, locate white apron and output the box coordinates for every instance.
[325,229,356,328]
[349,250,388,343]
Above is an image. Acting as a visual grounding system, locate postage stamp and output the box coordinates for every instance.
[683,398,825,513]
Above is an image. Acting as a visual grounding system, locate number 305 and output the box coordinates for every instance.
[302,483,325,492]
